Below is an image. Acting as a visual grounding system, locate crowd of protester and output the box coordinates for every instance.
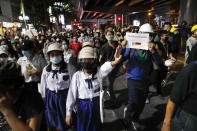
[0,20,197,131]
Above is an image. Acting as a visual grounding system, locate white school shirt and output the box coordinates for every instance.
[40,64,74,98]
[66,61,114,116]
[17,54,47,83]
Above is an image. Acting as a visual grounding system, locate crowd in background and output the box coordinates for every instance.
[0,20,197,131]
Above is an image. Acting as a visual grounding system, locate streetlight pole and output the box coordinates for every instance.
[21,0,27,29]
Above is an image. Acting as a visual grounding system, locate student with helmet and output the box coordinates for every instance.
[40,42,75,131]
[121,23,162,130]
[0,61,45,131]
[66,42,122,131]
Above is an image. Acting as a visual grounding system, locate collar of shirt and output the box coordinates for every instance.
[51,64,60,70]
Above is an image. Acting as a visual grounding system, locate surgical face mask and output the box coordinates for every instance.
[106,36,114,41]
[81,33,84,37]
[82,62,97,73]
[62,45,68,50]
[22,51,31,58]
[0,45,8,50]
[0,57,8,61]
[50,56,62,64]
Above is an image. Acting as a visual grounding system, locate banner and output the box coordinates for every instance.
[126,33,149,50]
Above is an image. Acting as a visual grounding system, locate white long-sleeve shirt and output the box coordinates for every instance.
[66,61,114,116]
[40,64,75,98]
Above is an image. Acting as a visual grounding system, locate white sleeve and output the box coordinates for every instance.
[39,67,48,98]
[17,57,22,65]
[98,61,114,78]
[66,72,78,116]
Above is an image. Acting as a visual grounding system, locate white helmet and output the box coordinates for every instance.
[78,42,97,60]
[47,42,63,54]
[139,23,154,33]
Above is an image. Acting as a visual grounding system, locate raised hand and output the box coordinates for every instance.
[111,45,122,67]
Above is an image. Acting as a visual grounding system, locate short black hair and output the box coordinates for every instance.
[158,30,168,37]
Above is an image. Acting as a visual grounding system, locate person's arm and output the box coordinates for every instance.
[99,55,103,62]
[161,99,176,131]
[66,73,78,125]
[162,66,190,131]
[99,45,122,78]
[39,67,47,99]
[3,109,42,131]
[0,95,42,131]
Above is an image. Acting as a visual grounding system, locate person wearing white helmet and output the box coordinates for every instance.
[66,42,122,131]
[121,23,162,130]
[40,42,75,131]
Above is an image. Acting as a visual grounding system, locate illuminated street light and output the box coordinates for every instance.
[148,12,152,16]
[18,16,29,21]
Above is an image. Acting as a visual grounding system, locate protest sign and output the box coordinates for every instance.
[126,33,149,50]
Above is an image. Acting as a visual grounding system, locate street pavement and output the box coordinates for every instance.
[103,55,184,131]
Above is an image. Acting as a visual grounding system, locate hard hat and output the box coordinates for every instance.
[170,27,179,32]
[139,23,154,33]
[47,42,63,54]
[78,42,97,59]
[0,60,22,80]
[191,25,197,32]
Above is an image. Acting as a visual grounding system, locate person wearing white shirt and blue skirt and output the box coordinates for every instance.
[40,42,74,131]
[66,42,122,131]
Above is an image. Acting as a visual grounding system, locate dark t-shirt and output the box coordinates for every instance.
[170,61,197,117]
[156,41,171,60]
[100,41,118,65]
[0,88,45,131]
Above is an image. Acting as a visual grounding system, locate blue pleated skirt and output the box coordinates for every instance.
[45,89,69,131]
[77,97,102,131]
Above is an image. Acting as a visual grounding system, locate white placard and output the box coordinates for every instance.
[126,33,149,50]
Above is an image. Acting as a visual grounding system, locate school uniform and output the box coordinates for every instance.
[66,61,114,131]
[40,64,74,131]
